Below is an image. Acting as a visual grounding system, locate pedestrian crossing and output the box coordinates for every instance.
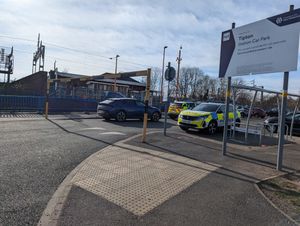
[0,113,43,118]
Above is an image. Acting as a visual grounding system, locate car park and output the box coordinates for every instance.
[97,98,161,122]
[266,108,291,117]
[251,107,266,118]
[264,112,300,135]
[266,108,279,117]
[167,101,195,120]
[178,102,241,135]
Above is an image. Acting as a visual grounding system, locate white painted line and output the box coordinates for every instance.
[100,132,126,135]
[80,127,106,131]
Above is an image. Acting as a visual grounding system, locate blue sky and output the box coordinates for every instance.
[0,0,299,93]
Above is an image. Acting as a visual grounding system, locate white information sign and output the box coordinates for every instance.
[219,8,300,77]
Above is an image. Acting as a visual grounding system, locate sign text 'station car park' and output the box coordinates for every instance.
[219,8,300,78]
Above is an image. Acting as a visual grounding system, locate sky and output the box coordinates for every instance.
[0,0,299,93]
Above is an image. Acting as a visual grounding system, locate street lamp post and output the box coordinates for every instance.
[176,46,182,100]
[160,46,168,102]
[110,54,120,92]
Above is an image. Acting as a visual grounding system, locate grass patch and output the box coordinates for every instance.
[259,172,300,223]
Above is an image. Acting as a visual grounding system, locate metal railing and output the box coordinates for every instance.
[0,95,45,112]
[0,95,98,113]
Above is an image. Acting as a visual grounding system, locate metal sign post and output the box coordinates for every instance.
[277,5,295,171]
[163,81,169,136]
[222,22,235,156]
[277,72,289,170]
[163,62,176,136]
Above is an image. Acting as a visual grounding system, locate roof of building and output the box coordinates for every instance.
[55,71,146,87]
[56,71,88,79]
[91,78,146,87]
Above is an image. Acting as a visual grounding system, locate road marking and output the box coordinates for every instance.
[80,127,106,131]
[99,132,126,135]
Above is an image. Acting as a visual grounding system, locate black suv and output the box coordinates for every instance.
[97,98,161,122]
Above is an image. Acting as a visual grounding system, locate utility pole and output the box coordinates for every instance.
[261,86,264,103]
[160,46,168,102]
[6,47,13,83]
[32,33,45,74]
[176,46,182,100]
[54,60,58,91]
[0,47,14,83]
[110,54,120,92]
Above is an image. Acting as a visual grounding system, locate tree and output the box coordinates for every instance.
[150,67,161,91]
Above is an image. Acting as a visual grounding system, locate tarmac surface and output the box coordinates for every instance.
[47,132,300,226]
[1,113,299,226]
[0,114,176,226]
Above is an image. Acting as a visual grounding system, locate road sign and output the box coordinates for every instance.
[164,67,176,81]
[219,8,300,78]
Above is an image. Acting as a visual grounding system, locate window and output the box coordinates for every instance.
[218,105,225,113]
[122,100,135,106]
[295,115,300,121]
[193,103,220,112]
[136,101,145,107]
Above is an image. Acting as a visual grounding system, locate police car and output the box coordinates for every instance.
[167,101,195,120]
[178,102,241,134]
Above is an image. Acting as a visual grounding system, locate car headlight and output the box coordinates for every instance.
[179,114,183,119]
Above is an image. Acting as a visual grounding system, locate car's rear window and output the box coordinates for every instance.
[100,99,115,105]
[193,103,219,112]
[170,103,182,107]
[171,102,194,107]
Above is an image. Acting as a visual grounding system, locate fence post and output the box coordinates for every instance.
[45,80,50,119]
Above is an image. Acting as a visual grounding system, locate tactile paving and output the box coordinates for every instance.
[73,146,219,216]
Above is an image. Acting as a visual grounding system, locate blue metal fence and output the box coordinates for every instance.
[0,95,98,113]
[48,96,97,112]
[0,95,45,112]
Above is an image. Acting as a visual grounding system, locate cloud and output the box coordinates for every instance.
[0,0,299,94]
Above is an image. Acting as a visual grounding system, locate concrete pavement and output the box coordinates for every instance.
[40,132,300,226]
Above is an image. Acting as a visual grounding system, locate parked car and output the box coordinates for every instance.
[266,107,291,117]
[251,107,266,118]
[237,106,249,118]
[97,98,161,122]
[167,101,195,120]
[178,102,241,135]
[264,112,300,135]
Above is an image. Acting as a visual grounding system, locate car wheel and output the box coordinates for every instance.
[179,126,189,131]
[103,116,110,121]
[207,121,217,135]
[116,111,126,122]
[151,112,160,122]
